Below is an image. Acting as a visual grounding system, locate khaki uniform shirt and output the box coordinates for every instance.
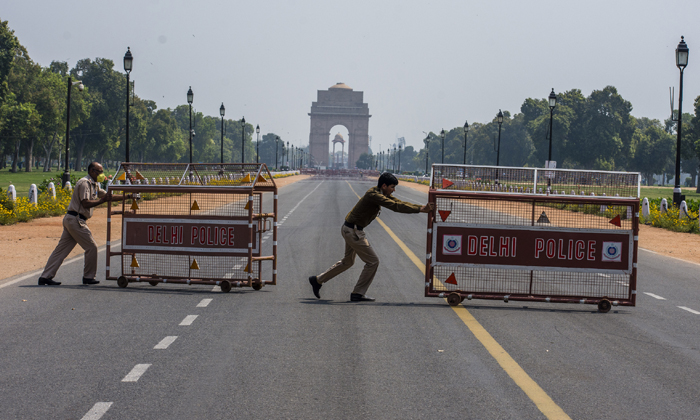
[345,186,422,228]
[66,176,107,219]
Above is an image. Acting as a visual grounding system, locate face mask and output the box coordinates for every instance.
[96,173,106,183]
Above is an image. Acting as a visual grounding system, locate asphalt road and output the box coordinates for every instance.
[1,178,699,419]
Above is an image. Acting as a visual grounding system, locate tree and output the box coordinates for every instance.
[70,58,125,170]
[0,19,21,104]
[630,118,674,185]
[355,152,373,169]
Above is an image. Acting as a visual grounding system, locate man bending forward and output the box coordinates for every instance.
[309,173,433,302]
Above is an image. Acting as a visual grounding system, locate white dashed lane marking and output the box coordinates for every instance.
[154,336,178,349]
[80,402,113,420]
[179,315,198,326]
[678,306,700,315]
[643,292,666,300]
[122,364,151,382]
[197,298,213,307]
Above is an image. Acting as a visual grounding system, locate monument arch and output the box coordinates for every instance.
[308,83,371,168]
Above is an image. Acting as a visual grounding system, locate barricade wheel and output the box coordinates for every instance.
[220,280,232,293]
[149,281,158,287]
[447,292,462,307]
[252,282,263,291]
[598,299,612,313]
[117,276,129,288]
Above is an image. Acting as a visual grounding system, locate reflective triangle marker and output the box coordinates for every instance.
[241,174,252,183]
[130,255,139,268]
[536,211,550,223]
[116,172,126,181]
[191,200,200,211]
[609,214,622,227]
[438,210,451,222]
[445,273,458,285]
[130,200,139,211]
[442,179,454,189]
[190,259,200,270]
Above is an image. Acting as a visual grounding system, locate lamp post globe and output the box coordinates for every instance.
[187,87,193,163]
[674,36,689,207]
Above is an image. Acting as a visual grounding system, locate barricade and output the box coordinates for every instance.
[106,163,278,293]
[426,164,640,312]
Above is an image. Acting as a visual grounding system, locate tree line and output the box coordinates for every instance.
[0,19,295,173]
[359,87,700,191]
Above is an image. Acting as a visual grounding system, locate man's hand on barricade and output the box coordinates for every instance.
[420,203,435,213]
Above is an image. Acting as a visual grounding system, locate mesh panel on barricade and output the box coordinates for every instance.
[106,163,277,292]
[431,164,640,199]
[427,168,639,310]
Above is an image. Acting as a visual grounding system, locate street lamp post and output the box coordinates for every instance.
[440,129,446,164]
[219,103,225,163]
[496,110,503,167]
[256,125,260,163]
[463,121,469,165]
[187,87,193,163]
[275,136,280,170]
[62,76,84,187]
[393,145,397,172]
[123,47,133,163]
[548,88,557,163]
[241,117,246,163]
[674,36,689,207]
[398,145,402,173]
[286,141,289,168]
[387,148,390,172]
[424,136,430,174]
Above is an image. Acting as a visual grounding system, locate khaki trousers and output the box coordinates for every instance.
[317,225,379,295]
[41,214,99,280]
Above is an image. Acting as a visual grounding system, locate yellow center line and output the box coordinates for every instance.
[346,181,571,420]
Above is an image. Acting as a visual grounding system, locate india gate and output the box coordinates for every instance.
[308,83,371,168]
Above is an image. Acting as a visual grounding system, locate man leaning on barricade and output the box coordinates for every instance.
[38,161,129,286]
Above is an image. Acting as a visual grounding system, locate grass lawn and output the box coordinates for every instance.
[640,186,700,200]
[0,168,91,196]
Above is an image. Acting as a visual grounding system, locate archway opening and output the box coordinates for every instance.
[328,125,349,169]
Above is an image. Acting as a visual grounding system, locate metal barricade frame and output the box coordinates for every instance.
[425,165,640,312]
[105,163,278,293]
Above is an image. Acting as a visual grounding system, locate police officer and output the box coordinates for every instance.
[38,162,127,286]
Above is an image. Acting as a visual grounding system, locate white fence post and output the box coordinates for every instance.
[48,182,56,199]
[28,184,38,206]
[7,185,16,202]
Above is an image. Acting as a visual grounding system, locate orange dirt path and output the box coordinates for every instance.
[0,175,311,282]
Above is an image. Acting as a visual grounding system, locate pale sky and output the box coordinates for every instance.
[4,0,699,152]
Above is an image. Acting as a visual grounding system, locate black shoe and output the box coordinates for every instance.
[82,278,100,285]
[350,293,375,302]
[308,276,322,299]
[38,277,61,286]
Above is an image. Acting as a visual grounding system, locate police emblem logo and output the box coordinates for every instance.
[442,235,462,255]
[601,242,622,262]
